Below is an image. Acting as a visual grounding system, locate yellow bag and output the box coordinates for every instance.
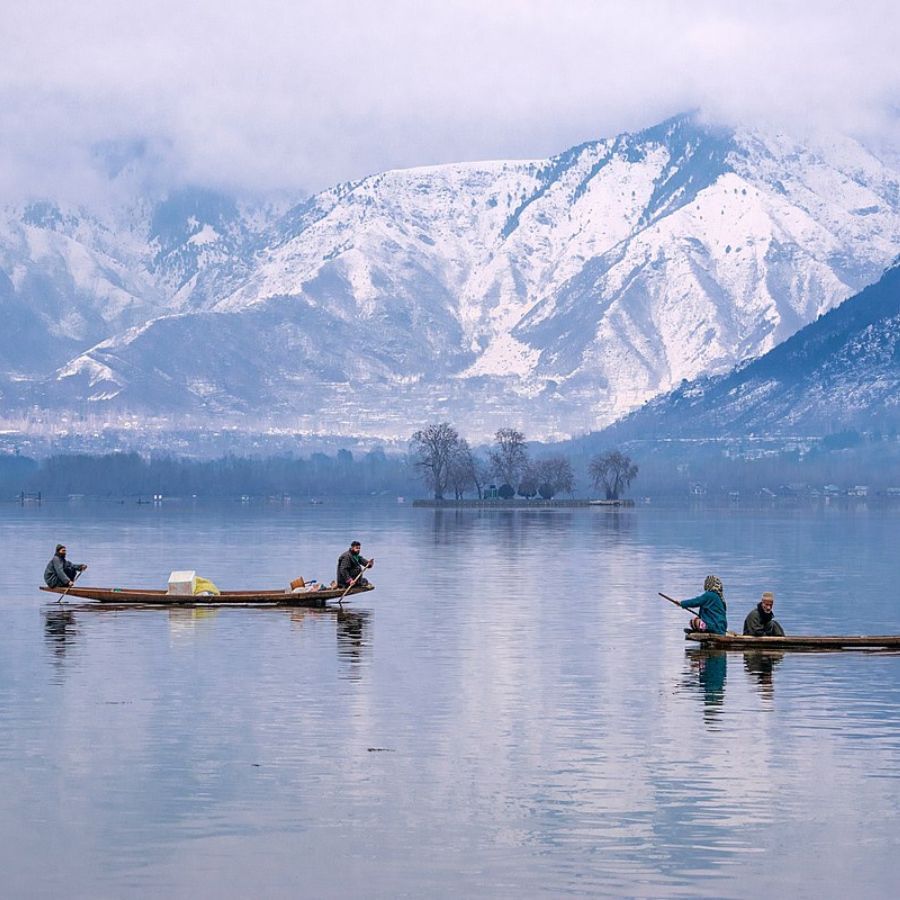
[193,576,220,595]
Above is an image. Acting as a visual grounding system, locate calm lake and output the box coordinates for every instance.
[2,499,899,898]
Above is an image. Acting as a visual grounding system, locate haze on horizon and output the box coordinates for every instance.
[3,0,899,203]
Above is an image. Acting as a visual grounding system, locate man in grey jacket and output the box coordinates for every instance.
[44,544,87,588]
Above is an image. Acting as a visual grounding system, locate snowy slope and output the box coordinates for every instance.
[594,261,900,438]
[6,113,900,438]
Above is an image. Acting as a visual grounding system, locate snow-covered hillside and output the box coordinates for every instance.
[4,113,900,439]
[594,261,900,439]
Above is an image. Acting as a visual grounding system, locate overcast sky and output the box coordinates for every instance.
[3,0,899,202]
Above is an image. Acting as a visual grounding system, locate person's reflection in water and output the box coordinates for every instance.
[336,608,372,680]
[743,651,784,701]
[43,608,79,669]
[685,648,727,724]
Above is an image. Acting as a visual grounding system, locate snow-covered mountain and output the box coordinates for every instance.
[592,261,900,439]
[0,187,276,373]
[4,113,900,439]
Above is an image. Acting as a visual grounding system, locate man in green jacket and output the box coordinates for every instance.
[680,575,728,635]
[336,541,374,589]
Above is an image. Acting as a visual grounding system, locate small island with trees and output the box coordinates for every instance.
[409,423,638,507]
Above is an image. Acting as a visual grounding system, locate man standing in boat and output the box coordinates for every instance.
[336,541,374,589]
[43,544,87,588]
[679,575,727,635]
[743,591,785,636]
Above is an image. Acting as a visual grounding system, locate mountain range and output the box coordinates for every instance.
[591,261,900,441]
[3,113,900,441]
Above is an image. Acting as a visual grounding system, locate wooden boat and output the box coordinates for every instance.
[686,631,900,651]
[40,583,374,607]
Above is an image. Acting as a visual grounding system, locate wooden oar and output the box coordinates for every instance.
[659,592,690,615]
[338,559,372,605]
[57,568,82,604]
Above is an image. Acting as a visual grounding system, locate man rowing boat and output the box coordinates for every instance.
[336,541,374,589]
[678,575,727,635]
[43,544,87,588]
[743,591,785,636]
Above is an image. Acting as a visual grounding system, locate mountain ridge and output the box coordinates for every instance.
[591,261,900,441]
[3,112,900,439]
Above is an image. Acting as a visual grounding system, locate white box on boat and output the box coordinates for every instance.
[167,570,197,595]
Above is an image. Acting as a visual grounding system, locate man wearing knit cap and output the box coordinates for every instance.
[43,544,87,588]
[743,591,785,636]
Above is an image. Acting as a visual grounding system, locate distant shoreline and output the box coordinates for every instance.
[411,499,634,508]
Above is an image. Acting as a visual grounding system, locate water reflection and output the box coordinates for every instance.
[8,503,899,898]
[685,647,786,715]
[743,651,784,701]
[287,605,373,678]
[335,608,372,679]
[43,607,78,663]
[684,648,727,723]
[45,602,373,681]
[167,606,220,639]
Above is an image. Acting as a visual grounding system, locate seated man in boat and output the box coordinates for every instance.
[680,575,727,635]
[336,541,374,589]
[43,544,87,588]
[743,591,785,637]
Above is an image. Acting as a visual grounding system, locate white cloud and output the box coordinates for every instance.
[2,0,899,201]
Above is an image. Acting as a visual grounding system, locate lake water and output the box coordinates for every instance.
[2,499,900,898]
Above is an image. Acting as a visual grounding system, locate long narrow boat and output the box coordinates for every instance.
[686,631,900,651]
[40,584,374,607]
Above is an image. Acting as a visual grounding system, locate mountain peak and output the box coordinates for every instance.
[3,114,900,441]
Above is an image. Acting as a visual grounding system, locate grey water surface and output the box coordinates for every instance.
[2,500,899,898]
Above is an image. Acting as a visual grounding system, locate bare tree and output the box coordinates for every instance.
[535,455,575,499]
[489,428,528,492]
[470,455,492,500]
[517,462,539,499]
[589,450,639,500]
[410,423,462,500]
[447,439,477,500]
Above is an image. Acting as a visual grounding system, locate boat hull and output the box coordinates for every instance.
[40,584,374,607]
[686,631,900,650]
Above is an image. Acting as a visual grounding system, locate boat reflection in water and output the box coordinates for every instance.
[45,601,373,680]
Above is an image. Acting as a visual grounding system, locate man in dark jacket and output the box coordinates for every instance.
[680,575,728,635]
[336,541,374,589]
[44,544,87,588]
[743,591,785,636]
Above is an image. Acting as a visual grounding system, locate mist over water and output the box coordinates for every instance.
[2,500,899,897]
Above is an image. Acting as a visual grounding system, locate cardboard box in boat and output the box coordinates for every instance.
[168,570,197,595]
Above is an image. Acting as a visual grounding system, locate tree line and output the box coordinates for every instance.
[0,450,417,499]
[410,423,638,500]
[0,436,640,501]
